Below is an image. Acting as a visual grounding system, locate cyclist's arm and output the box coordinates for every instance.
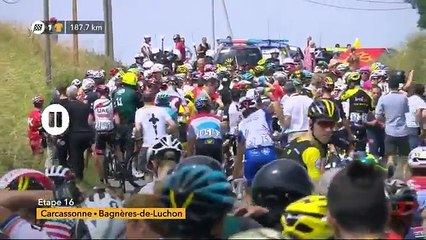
[301,147,322,182]
[0,210,51,239]
[233,131,245,179]
[186,124,196,156]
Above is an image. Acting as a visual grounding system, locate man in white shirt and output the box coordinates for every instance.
[282,80,314,142]
[134,89,177,178]
[141,35,152,61]
[406,84,426,150]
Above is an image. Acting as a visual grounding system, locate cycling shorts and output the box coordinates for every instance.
[244,146,277,186]
[179,122,188,143]
[95,131,115,155]
[195,138,223,163]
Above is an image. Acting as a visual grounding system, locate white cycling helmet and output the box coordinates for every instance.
[82,78,95,91]
[151,63,164,73]
[146,135,183,162]
[270,48,280,54]
[272,71,287,81]
[142,60,154,70]
[408,146,426,168]
[135,52,144,59]
[239,89,259,110]
[203,72,218,81]
[71,79,81,87]
[81,190,125,239]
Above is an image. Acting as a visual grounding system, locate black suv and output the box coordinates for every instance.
[215,44,262,68]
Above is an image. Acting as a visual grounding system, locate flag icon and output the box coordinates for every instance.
[31,20,45,35]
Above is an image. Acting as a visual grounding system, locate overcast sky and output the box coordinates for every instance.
[0,0,421,64]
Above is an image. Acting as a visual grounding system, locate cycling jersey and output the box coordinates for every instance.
[113,86,142,124]
[92,97,115,132]
[281,134,327,181]
[188,113,222,140]
[134,105,172,147]
[238,109,276,185]
[340,86,374,128]
[226,101,243,135]
[178,100,195,124]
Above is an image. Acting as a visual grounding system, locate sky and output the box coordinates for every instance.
[0,0,421,65]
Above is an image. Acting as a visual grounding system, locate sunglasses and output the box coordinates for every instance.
[316,120,335,129]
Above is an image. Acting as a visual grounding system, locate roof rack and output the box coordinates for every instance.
[249,39,289,48]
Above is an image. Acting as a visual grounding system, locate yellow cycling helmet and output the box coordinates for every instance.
[224,58,234,66]
[176,65,188,74]
[184,90,195,102]
[254,65,265,74]
[281,195,332,239]
[249,69,255,75]
[122,72,138,86]
[127,68,140,75]
[257,58,267,66]
[347,72,361,82]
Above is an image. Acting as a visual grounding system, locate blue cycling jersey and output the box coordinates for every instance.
[188,113,222,140]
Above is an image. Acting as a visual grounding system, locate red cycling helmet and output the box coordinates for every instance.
[0,168,53,191]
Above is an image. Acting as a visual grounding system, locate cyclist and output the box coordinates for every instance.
[281,99,339,182]
[233,89,278,186]
[138,135,183,194]
[339,72,374,157]
[89,85,120,184]
[249,159,313,230]
[28,95,45,156]
[187,95,223,162]
[385,179,419,239]
[177,90,196,149]
[281,195,333,239]
[112,72,144,166]
[80,78,98,108]
[159,165,235,238]
[134,88,177,178]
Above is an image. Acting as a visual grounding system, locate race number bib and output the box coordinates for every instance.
[246,134,273,148]
[197,128,221,139]
[349,112,367,126]
[95,121,113,131]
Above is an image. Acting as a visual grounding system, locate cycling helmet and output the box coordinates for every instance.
[238,89,259,110]
[204,64,216,72]
[79,189,125,239]
[96,85,110,96]
[85,69,96,78]
[371,70,387,79]
[385,179,418,216]
[308,99,339,122]
[358,154,386,170]
[32,95,44,105]
[176,65,188,74]
[273,71,288,81]
[347,72,361,82]
[252,159,313,211]
[408,146,426,168]
[370,62,383,72]
[360,66,371,73]
[142,61,154,70]
[92,70,105,80]
[241,72,254,81]
[71,79,81,87]
[176,155,222,172]
[203,71,218,82]
[322,76,335,90]
[253,65,265,74]
[302,70,313,79]
[173,34,181,40]
[161,165,234,237]
[155,91,171,107]
[151,63,164,73]
[146,135,183,162]
[134,52,144,59]
[82,78,95,91]
[0,168,53,190]
[281,195,332,239]
[335,63,349,72]
[184,90,195,103]
[194,95,211,111]
[122,72,137,86]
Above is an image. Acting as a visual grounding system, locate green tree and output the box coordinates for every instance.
[418,0,426,29]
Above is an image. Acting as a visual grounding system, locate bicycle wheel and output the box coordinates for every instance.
[103,147,113,179]
[111,154,126,193]
[124,152,142,189]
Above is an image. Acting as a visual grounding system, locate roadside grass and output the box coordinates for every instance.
[382,32,426,83]
[0,23,116,189]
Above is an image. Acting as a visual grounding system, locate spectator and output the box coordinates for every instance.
[327,160,388,239]
[282,79,313,141]
[141,35,152,61]
[375,74,410,170]
[173,34,186,64]
[366,85,385,158]
[181,37,192,62]
[197,37,211,59]
[347,47,360,71]
[406,84,426,150]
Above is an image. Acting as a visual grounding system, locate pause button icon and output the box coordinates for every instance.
[41,104,70,136]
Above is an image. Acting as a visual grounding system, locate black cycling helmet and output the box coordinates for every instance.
[176,155,222,172]
[252,159,313,210]
[173,34,181,41]
[308,99,339,122]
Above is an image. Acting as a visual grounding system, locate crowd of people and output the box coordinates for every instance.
[0,34,426,239]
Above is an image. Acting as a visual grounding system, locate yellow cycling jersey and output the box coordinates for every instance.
[281,134,326,181]
[178,100,195,124]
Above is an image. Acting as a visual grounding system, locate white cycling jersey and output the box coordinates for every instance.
[228,101,242,135]
[135,106,172,147]
[238,109,274,149]
[92,97,115,132]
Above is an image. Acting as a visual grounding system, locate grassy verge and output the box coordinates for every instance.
[382,33,426,83]
[0,23,116,188]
